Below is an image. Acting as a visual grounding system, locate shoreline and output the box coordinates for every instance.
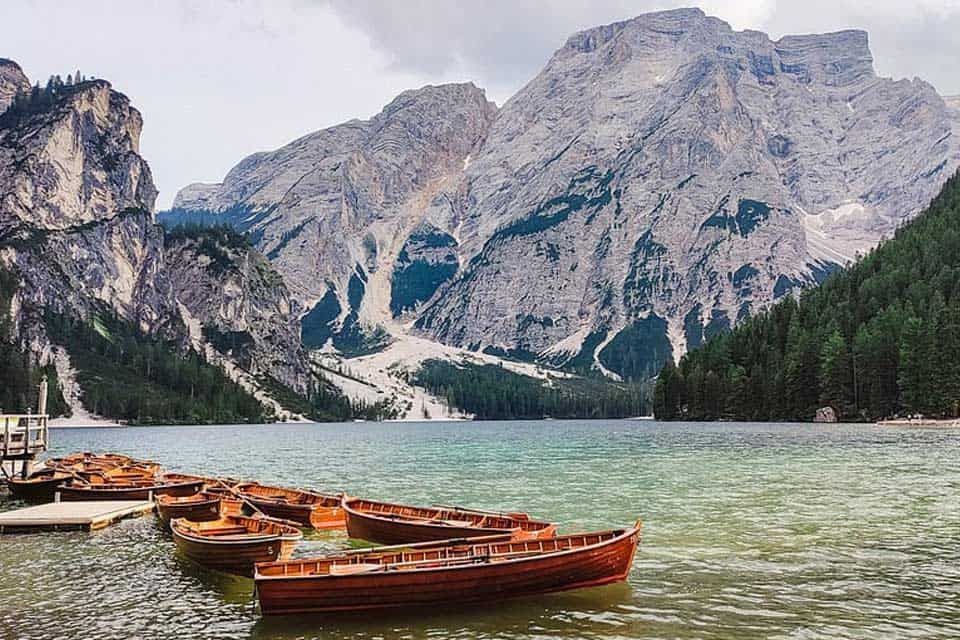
[875,418,960,428]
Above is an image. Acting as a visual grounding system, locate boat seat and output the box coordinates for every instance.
[329,563,382,576]
[198,526,249,535]
[441,520,474,528]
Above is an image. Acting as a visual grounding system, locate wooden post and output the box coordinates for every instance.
[38,376,48,417]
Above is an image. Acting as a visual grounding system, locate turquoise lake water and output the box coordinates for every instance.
[1,420,958,639]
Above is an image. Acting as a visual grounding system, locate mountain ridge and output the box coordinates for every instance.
[160,8,957,390]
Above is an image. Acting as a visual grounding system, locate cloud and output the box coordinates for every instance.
[321,0,960,100]
[0,0,443,208]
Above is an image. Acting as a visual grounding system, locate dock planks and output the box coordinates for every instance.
[0,500,153,533]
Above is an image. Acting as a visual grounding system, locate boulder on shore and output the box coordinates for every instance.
[814,406,838,423]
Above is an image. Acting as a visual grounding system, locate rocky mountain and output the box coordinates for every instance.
[165,83,497,357]
[167,8,960,382]
[0,69,309,418]
[0,59,29,113]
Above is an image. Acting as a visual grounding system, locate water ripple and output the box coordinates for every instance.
[1,420,959,639]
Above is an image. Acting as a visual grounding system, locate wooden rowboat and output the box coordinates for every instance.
[235,483,344,529]
[156,493,221,526]
[6,470,73,503]
[201,487,244,516]
[255,522,641,615]
[343,498,557,544]
[172,514,303,576]
[57,477,204,501]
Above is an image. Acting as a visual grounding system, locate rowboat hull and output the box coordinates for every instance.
[171,515,302,577]
[343,499,556,545]
[156,495,221,526]
[201,488,243,516]
[255,525,640,615]
[172,529,299,577]
[235,484,345,529]
[6,473,71,503]
[242,496,344,529]
[58,479,203,501]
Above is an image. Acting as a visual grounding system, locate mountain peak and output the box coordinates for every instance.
[562,7,711,54]
[557,9,874,87]
[378,81,497,123]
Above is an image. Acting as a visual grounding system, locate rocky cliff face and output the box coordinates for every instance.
[165,83,497,351]
[169,9,960,381]
[163,227,306,389]
[0,68,308,412]
[0,79,166,330]
[0,59,29,113]
[418,9,959,378]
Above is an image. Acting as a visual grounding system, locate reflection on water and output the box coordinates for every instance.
[2,420,959,639]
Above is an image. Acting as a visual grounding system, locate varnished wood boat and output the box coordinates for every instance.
[156,493,221,526]
[57,476,204,501]
[201,486,244,515]
[46,454,160,482]
[172,514,303,576]
[46,452,133,468]
[161,472,228,489]
[255,522,641,615]
[343,498,557,544]
[235,483,344,529]
[6,470,73,502]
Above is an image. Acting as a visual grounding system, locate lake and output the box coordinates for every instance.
[1,420,958,639]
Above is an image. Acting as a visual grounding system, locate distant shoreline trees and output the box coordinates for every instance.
[655,171,960,422]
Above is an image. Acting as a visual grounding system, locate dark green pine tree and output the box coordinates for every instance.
[897,316,926,414]
[653,359,683,419]
[656,171,960,421]
[819,328,855,417]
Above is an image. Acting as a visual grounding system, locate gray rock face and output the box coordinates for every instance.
[0,80,164,328]
[163,229,307,389]
[165,83,497,345]
[419,9,960,377]
[169,9,960,380]
[0,68,308,401]
[0,80,158,234]
[0,59,29,113]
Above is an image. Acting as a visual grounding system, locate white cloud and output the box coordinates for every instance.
[321,0,960,100]
[0,0,449,207]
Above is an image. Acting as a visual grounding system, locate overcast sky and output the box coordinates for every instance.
[2,0,958,209]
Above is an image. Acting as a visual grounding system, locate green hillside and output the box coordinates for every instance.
[655,171,960,422]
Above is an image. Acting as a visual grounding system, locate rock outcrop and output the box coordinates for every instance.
[0,68,309,412]
[163,227,306,389]
[0,59,29,113]
[164,83,497,350]
[419,9,959,378]
[167,9,960,381]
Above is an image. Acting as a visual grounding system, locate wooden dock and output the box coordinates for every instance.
[0,500,154,533]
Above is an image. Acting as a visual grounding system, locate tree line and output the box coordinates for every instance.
[0,268,69,416]
[415,359,651,420]
[43,309,271,425]
[655,171,960,422]
[1,71,92,125]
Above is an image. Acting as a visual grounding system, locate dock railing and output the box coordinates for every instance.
[0,377,50,478]
[0,413,49,459]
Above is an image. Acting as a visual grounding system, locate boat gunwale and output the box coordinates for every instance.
[255,522,641,581]
[235,482,341,506]
[156,493,221,508]
[342,497,553,535]
[170,516,303,547]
